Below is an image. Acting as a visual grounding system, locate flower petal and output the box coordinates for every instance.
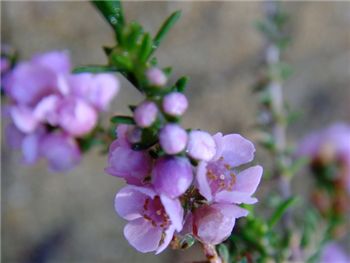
[233,165,263,195]
[11,106,38,133]
[196,161,213,202]
[214,190,258,204]
[155,226,175,254]
[221,134,255,167]
[160,195,183,232]
[114,186,147,220]
[124,218,162,253]
[212,203,249,219]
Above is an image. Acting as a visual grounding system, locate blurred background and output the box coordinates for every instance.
[1,1,349,262]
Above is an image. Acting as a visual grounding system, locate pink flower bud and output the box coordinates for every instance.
[187,130,216,161]
[133,101,158,128]
[152,156,193,198]
[159,124,188,154]
[146,68,167,87]
[162,92,188,117]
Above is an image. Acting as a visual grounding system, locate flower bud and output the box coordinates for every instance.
[146,68,167,87]
[187,130,216,161]
[162,92,188,117]
[159,124,188,154]
[133,101,158,128]
[152,156,193,198]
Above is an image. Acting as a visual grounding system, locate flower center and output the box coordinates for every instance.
[206,158,236,194]
[142,196,170,228]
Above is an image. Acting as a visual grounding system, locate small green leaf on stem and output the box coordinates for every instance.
[151,10,181,55]
[268,197,299,228]
[110,115,135,125]
[92,0,125,41]
[173,76,189,92]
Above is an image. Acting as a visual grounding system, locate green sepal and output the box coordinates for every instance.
[173,76,189,92]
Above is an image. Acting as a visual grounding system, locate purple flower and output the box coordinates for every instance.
[5,122,25,149]
[146,68,167,87]
[320,242,350,263]
[152,156,193,198]
[10,105,38,133]
[159,124,188,154]
[40,132,81,172]
[114,185,183,254]
[33,95,61,126]
[21,126,46,164]
[133,101,158,128]
[105,125,152,185]
[187,130,216,161]
[196,132,262,204]
[298,123,350,193]
[162,92,188,117]
[31,50,71,75]
[189,203,248,245]
[67,73,119,110]
[4,51,69,106]
[57,97,98,137]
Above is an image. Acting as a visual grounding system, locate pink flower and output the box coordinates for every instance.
[320,242,350,263]
[10,105,38,133]
[188,203,248,245]
[159,124,188,154]
[40,132,81,172]
[115,185,183,254]
[197,133,262,204]
[152,156,193,198]
[4,51,69,106]
[146,68,167,87]
[105,125,152,185]
[162,92,188,117]
[133,101,158,128]
[67,73,119,110]
[57,97,98,137]
[187,130,216,161]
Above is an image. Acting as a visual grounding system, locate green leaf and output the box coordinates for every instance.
[110,53,133,70]
[138,33,153,62]
[73,65,118,74]
[268,197,298,228]
[126,22,143,50]
[151,10,181,55]
[110,115,135,125]
[92,0,125,40]
[173,76,189,92]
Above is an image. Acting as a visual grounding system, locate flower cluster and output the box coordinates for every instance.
[106,69,263,253]
[3,50,119,172]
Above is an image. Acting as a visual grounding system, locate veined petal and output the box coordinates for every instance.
[233,165,263,195]
[196,161,213,202]
[124,218,162,253]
